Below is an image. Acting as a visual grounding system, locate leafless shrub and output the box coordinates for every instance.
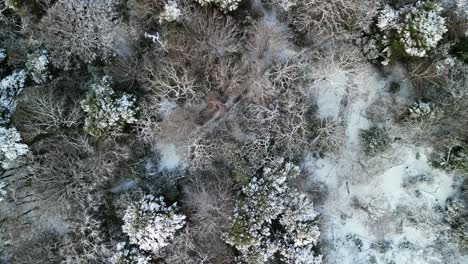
[35,0,123,68]
[287,0,379,39]
[438,59,468,100]
[14,81,82,141]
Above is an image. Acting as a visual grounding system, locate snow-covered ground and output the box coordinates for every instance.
[305,64,468,263]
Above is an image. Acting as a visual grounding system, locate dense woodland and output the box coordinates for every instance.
[0,0,468,263]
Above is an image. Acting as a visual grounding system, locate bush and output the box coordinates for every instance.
[159,1,182,24]
[437,142,468,174]
[360,127,389,156]
[81,76,138,137]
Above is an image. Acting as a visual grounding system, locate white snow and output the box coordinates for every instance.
[305,64,468,264]
[157,144,182,171]
[313,70,348,120]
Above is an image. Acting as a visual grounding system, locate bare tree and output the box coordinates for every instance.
[35,0,124,68]
[183,173,235,237]
[29,135,127,210]
[144,60,203,104]
[286,0,379,40]
[14,80,82,141]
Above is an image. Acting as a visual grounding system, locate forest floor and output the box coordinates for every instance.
[304,64,468,264]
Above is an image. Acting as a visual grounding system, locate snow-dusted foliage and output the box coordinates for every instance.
[0,70,26,124]
[445,199,468,248]
[159,1,182,23]
[360,127,389,156]
[0,126,28,169]
[110,242,151,264]
[436,57,468,99]
[273,0,298,11]
[456,0,468,19]
[408,101,432,119]
[369,1,447,64]
[0,181,6,202]
[81,76,137,137]
[226,158,321,264]
[195,0,242,12]
[0,48,6,63]
[122,195,186,253]
[26,50,50,84]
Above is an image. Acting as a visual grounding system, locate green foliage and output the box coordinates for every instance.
[364,1,447,64]
[225,140,270,187]
[387,81,401,93]
[388,39,413,62]
[360,127,389,156]
[451,38,468,63]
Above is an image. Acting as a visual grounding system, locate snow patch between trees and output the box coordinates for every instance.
[157,144,182,171]
[307,65,468,263]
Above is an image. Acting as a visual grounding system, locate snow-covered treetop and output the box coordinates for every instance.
[0,126,28,169]
[0,49,6,63]
[456,0,468,19]
[26,50,50,84]
[0,181,7,202]
[226,158,321,264]
[122,195,186,253]
[0,70,26,124]
[81,76,138,137]
[159,1,182,23]
[195,0,242,12]
[376,1,447,63]
[110,242,151,264]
